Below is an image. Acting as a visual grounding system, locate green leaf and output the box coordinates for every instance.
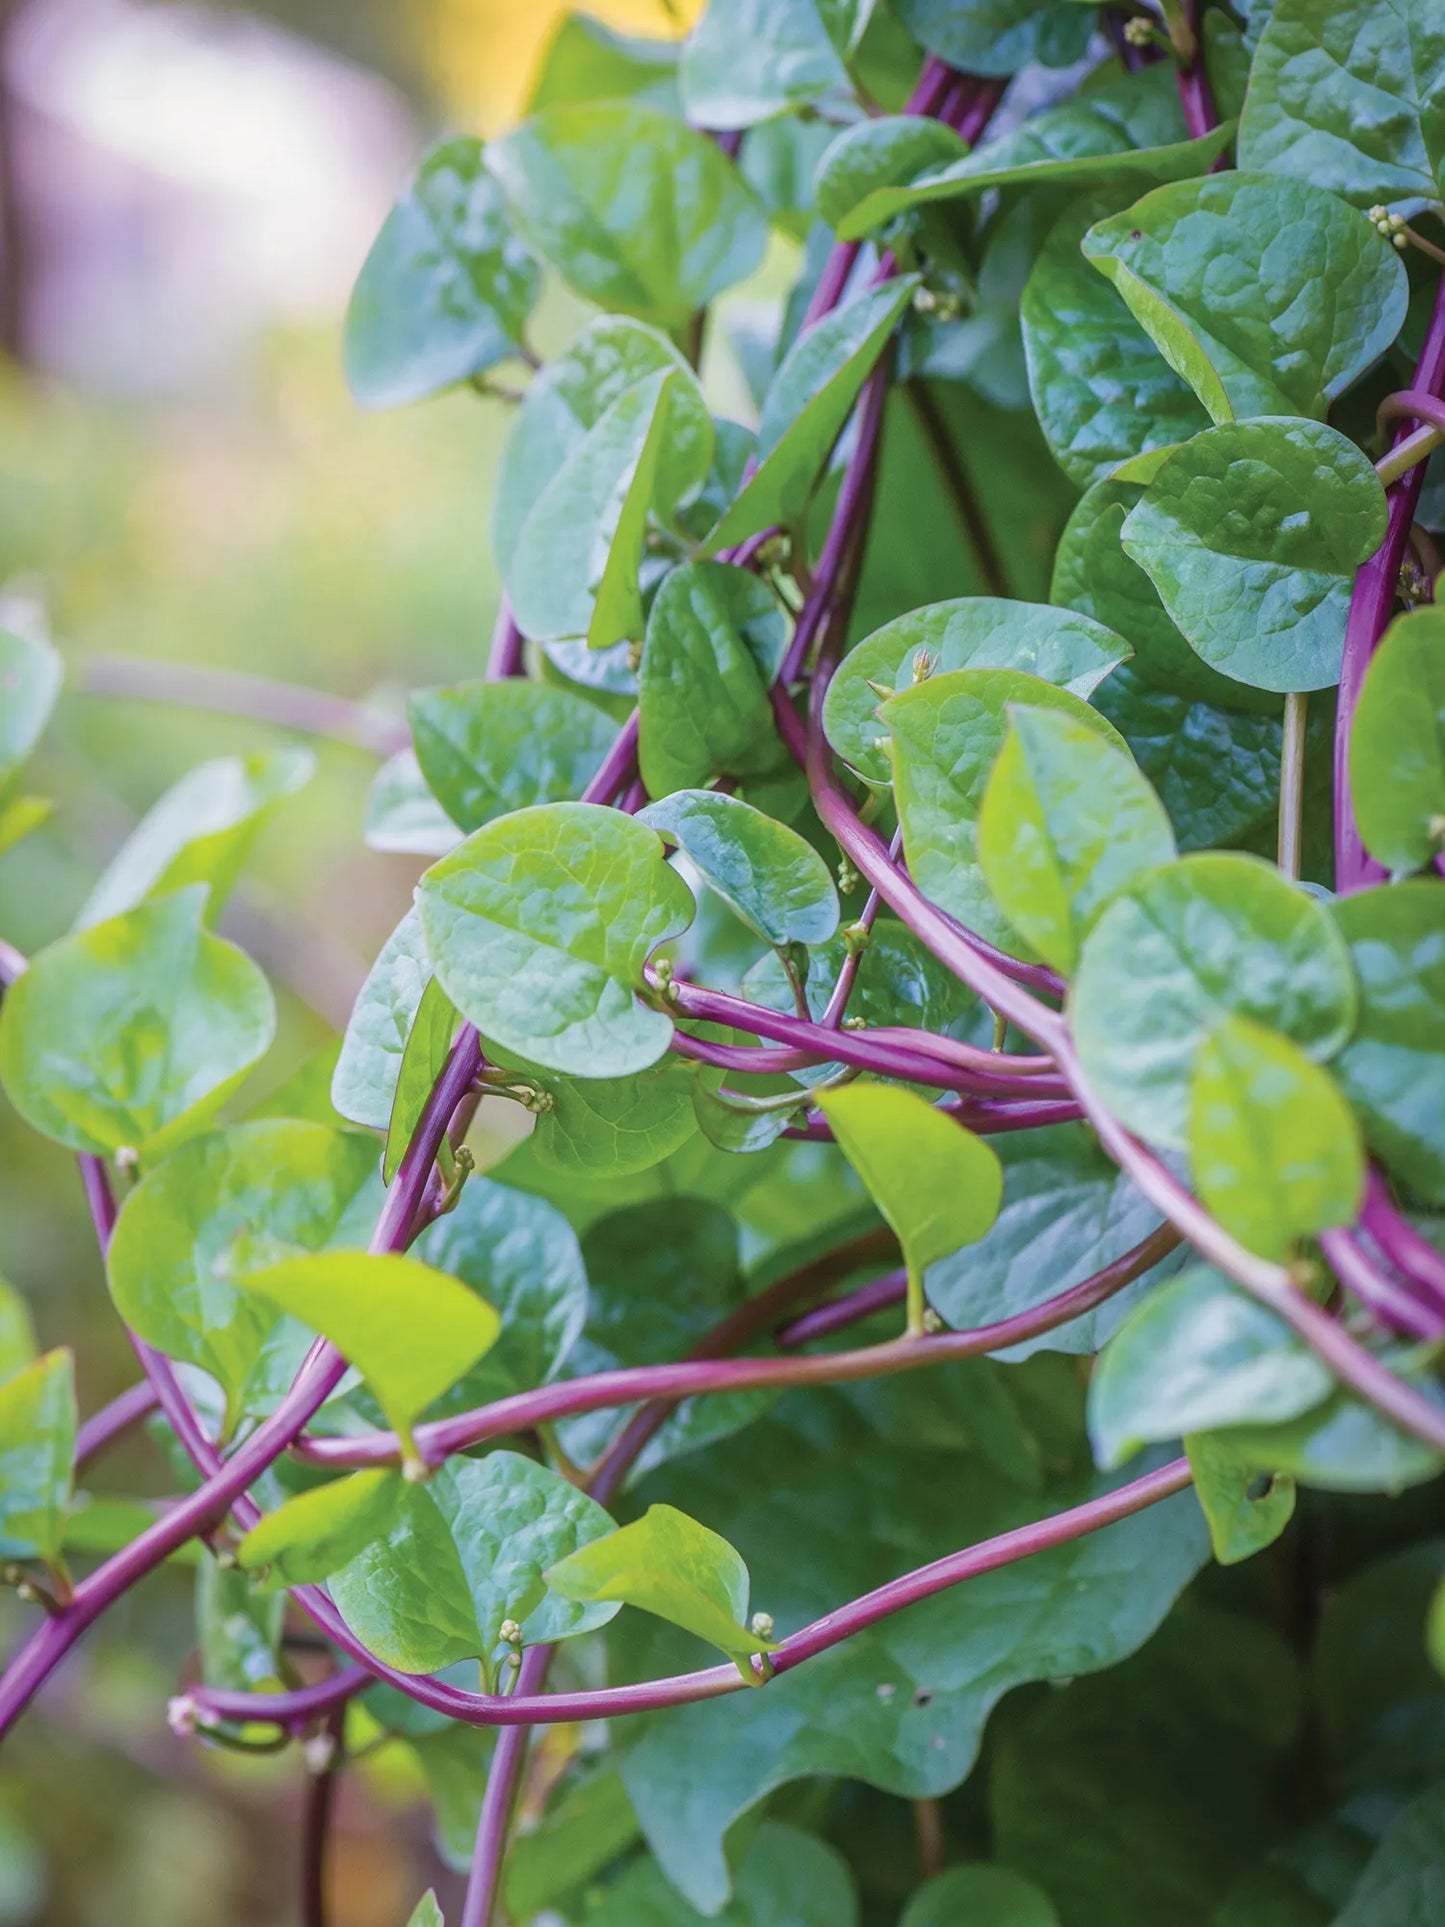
[1185,1433,1297,1566]
[1334,1783,1445,1927]
[901,1866,1060,1927]
[0,886,275,1158]
[0,1351,74,1564]
[894,0,1092,78]
[582,1822,859,1926]
[503,1768,640,1922]
[196,1557,283,1690]
[0,1275,37,1385]
[485,104,768,329]
[328,1450,618,1680]
[925,1123,1183,1357]
[546,1502,779,1665]
[106,1122,380,1420]
[1070,852,1358,1148]
[885,667,1128,957]
[825,596,1131,788]
[417,802,694,1078]
[1214,1376,1445,1494]
[1022,191,1211,490]
[0,792,53,860]
[493,315,713,578]
[680,0,852,127]
[521,1058,700,1179]
[1082,175,1409,424]
[408,681,619,834]
[979,705,1176,974]
[404,1893,444,1927]
[815,116,969,237]
[1189,1014,1364,1261]
[332,908,434,1132]
[640,789,839,947]
[1350,606,1445,872]
[239,1470,400,1589]
[1331,882,1445,1205]
[344,137,539,409]
[0,626,62,781]
[364,750,460,859]
[509,368,704,649]
[1088,1266,1334,1470]
[382,974,457,1186]
[1121,418,1388,693]
[816,1083,1002,1331]
[637,562,787,797]
[1238,0,1445,210]
[702,276,920,554]
[76,749,314,931]
[235,1251,500,1457]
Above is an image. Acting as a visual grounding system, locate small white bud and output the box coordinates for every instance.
[303,1733,337,1775]
[167,1695,199,1738]
[750,1611,775,1640]
[499,1618,523,1645]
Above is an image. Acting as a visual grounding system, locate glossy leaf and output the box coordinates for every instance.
[1331,882,1445,1205]
[408,681,619,834]
[1121,419,1388,693]
[702,276,919,554]
[1185,1433,1297,1566]
[637,561,787,797]
[236,1250,500,1455]
[107,1120,379,1421]
[485,104,769,329]
[0,886,275,1158]
[418,803,694,1078]
[546,1502,779,1664]
[680,0,852,127]
[885,667,1128,956]
[825,596,1131,788]
[901,1866,1060,1927]
[640,789,839,948]
[584,1822,859,1926]
[0,1276,36,1385]
[1215,1376,1445,1494]
[364,750,460,858]
[522,1058,699,1180]
[894,0,1092,78]
[1189,1015,1364,1262]
[1088,1266,1334,1468]
[980,704,1176,974]
[332,908,433,1132]
[383,973,457,1185]
[1071,853,1357,1148]
[329,1450,619,1680]
[1082,175,1408,424]
[815,116,969,237]
[0,1350,74,1564]
[345,137,539,408]
[239,1469,400,1589]
[0,627,62,781]
[1349,606,1445,872]
[404,1894,444,1927]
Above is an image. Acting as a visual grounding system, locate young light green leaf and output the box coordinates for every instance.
[894,0,1092,78]
[76,749,314,930]
[417,802,694,1078]
[1082,175,1409,424]
[329,1451,618,1680]
[106,1122,380,1421]
[979,705,1176,974]
[493,314,712,576]
[1189,1014,1364,1262]
[196,1557,284,1691]
[0,886,275,1158]
[1349,606,1445,873]
[0,792,53,859]
[0,1276,36,1385]
[816,1083,1002,1332]
[364,750,461,858]
[521,1058,699,1179]
[236,1251,500,1457]
[404,1893,444,1927]
[1238,0,1445,209]
[1070,853,1358,1148]
[408,681,619,834]
[344,137,540,408]
[1121,418,1388,693]
[0,1350,75,1565]
[680,0,852,127]
[702,276,919,554]
[1022,191,1211,489]
[640,789,839,948]
[485,103,768,329]
[528,12,680,113]
[509,368,702,649]
[332,908,434,1132]
[383,973,458,1185]
[1330,882,1445,1205]
[885,667,1129,957]
[1088,1266,1334,1469]
[546,1502,779,1666]
[1185,1433,1296,1566]
[901,1866,1060,1927]
[824,596,1131,787]
[0,627,62,781]
[239,1469,401,1590]
[637,562,787,798]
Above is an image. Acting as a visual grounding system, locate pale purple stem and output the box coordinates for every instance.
[485,598,524,681]
[1319,1228,1445,1341]
[1175,0,1220,142]
[460,1645,550,1927]
[1361,1172,1445,1306]
[580,712,640,807]
[788,1094,1082,1141]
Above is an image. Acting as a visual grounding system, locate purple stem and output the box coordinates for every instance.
[1361,1172,1445,1306]
[460,1645,550,1927]
[73,1378,161,1474]
[1318,1228,1445,1340]
[300,1704,346,1927]
[1336,273,1445,890]
[580,712,640,807]
[788,1093,1083,1141]
[485,597,524,681]
[1175,0,1220,143]
[777,1268,908,1344]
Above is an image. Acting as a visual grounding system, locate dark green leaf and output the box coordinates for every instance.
[582,1822,858,1925]
[1334,1783,1445,1926]
[1213,1375,1445,1494]
[894,0,1093,78]
[901,1866,1060,1927]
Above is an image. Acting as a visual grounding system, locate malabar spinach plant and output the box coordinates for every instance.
[3,1,1445,1921]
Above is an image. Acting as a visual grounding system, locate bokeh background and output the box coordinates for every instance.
[0,3,698,1917]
